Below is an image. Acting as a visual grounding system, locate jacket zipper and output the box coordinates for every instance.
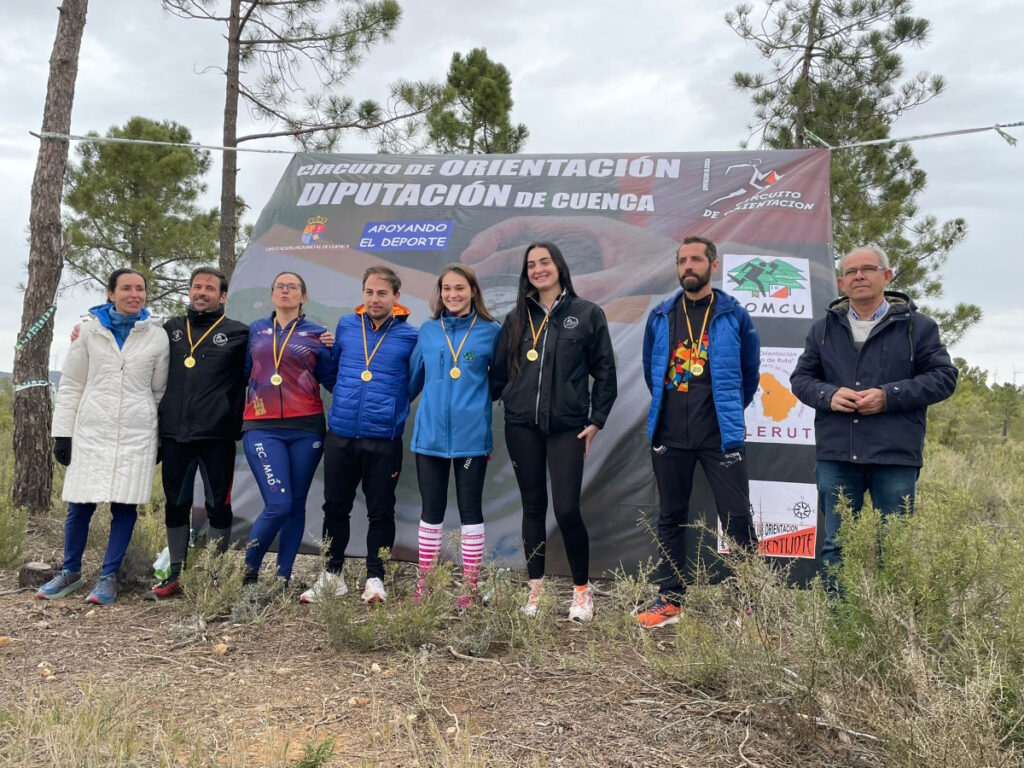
[534,311,549,426]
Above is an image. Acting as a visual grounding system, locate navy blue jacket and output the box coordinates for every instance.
[327,305,418,440]
[409,311,501,458]
[790,292,957,467]
[643,288,760,453]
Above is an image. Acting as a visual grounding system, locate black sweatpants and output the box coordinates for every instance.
[416,453,488,526]
[161,437,237,531]
[321,432,403,579]
[504,423,589,586]
[651,445,757,598]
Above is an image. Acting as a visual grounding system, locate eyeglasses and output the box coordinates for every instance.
[273,282,302,292]
[842,265,885,278]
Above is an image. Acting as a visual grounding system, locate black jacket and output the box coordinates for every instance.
[159,307,250,441]
[790,291,957,467]
[491,293,617,434]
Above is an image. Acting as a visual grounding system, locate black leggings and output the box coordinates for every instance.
[504,423,588,585]
[416,453,487,526]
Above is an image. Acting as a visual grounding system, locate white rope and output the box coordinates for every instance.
[30,131,298,155]
[834,121,1021,150]
[32,120,1022,155]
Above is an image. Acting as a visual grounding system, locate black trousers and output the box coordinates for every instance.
[504,423,589,586]
[321,432,403,579]
[161,437,237,530]
[416,453,488,526]
[651,445,757,597]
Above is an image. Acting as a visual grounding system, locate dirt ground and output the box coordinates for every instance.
[0,526,887,767]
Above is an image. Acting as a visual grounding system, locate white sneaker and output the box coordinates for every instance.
[361,577,387,604]
[300,571,347,604]
[568,583,594,622]
[521,578,544,616]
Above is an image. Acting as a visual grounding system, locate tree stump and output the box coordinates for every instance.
[18,561,56,588]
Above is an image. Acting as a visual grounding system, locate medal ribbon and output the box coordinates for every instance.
[272,316,299,378]
[442,313,478,370]
[683,292,715,362]
[186,314,226,359]
[527,308,550,356]
[361,312,395,373]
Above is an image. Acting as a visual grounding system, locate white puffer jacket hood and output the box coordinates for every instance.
[52,312,170,504]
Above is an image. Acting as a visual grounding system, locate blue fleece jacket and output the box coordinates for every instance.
[408,311,501,458]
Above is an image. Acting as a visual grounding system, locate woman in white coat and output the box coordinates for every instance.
[39,268,170,605]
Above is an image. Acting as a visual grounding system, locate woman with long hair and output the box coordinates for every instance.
[490,242,617,621]
[241,271,336,586]
[41,268,170,605]
[408,264,501,608]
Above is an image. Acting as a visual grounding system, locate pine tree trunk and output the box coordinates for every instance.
[12,0,89,515]
[218,0,241,279]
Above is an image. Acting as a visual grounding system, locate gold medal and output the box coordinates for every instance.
[360,312,395,385]
[270,316,299,391]
[185,314,225,370]
[441,313,478,379]
[526,307,550,364]
[690,363,704,376]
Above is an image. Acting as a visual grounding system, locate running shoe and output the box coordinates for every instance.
[300,571,347,604]
[36,569,84,600]
[85,574,119,605]
[144,578,181,601]
[520,578,545,616]
[636,594,681,628]
[568,583,594,622]
[361,577,387,604]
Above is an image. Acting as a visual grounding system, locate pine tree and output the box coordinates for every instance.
[13,0,89,514]
[163,0,441,276]
[427,48,528,154]
[63,117,220,313]
[727,0,980,342]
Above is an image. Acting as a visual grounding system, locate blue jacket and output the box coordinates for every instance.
[327,305,418,439]
[642,288,760,452]
[409,311,501,458]
[790,292,957,467]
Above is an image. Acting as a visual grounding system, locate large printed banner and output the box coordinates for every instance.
[224,150,836,578]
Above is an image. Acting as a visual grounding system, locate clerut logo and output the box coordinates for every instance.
[723,255,811,318]
[563,316,579,329]
[301,215,327,244]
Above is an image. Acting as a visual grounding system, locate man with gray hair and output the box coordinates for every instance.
[791,246,958,593]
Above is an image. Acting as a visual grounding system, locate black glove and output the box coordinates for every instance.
[720,449,744,469]
[54,437,72,467]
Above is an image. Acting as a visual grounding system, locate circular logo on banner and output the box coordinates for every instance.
[563,316,579,329]
[171,329,184,342]
[792,500,813,519]
[212,332,228,346]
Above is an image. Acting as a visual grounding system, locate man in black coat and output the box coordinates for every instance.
[790,246,958,593]
[148,267,249,599]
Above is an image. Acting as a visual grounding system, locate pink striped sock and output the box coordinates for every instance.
[418,520,443,573]
[461,523,485,587]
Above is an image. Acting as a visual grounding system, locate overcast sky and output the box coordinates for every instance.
[2,0,1022,381]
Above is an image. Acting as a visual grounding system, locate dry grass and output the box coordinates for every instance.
[2,435,1023,766]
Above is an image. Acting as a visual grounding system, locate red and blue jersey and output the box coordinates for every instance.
[243,313,337,424]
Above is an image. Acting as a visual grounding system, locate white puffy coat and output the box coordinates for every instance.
[51,315,170,504]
